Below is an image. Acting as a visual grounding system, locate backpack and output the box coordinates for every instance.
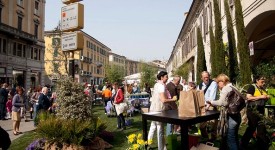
[227,86,246,114]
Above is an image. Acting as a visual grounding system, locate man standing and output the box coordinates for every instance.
[166,75,181,134]
[0,83,8,120]
[197,71,218,140]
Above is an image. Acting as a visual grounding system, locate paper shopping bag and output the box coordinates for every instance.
[178,90,205,117]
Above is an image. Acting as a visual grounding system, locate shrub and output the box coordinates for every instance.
[36,112,107,146]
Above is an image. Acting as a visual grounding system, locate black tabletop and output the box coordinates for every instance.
[142,110,220,125]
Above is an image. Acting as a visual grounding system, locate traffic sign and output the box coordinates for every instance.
[61,32,83,51]
[61,3,84,32]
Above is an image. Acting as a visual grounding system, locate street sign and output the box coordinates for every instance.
[61,32,83,51]
[61,3,84,32]
[249,41,254,56]
[62,0,83,4]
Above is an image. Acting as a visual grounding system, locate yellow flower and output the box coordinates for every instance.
[137,139,145,145]
[148,139,153,145]
[132,144,140,150]
[137,133,142,139]
[128,134,136,139]
[128,137,135,144]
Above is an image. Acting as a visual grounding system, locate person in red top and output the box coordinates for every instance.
[6,95,12,119]
[114,84,126,131]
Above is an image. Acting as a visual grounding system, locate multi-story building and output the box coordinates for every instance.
[44,30,111,85]
[0,0,45,89]
[109,52,126,75]
[125,59,140,76]
[166,0,275,82]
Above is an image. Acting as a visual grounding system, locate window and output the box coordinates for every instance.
[31,47,33,59]
[34,1,39,15]
[0,7,2,23]
[17,0,23,6]
[23,45,26,57]
[38,49,40,60]
[3,39,6,54]
[34,24,38,38]
[18,16,22,31]
[34,48,38,60]
[17,43,22,57]
[13,43,17,56]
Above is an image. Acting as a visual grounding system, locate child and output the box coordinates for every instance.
[6,95,12,119]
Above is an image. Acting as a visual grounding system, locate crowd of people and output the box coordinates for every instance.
[147,71,271,150]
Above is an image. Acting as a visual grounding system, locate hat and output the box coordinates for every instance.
[87,84,92,87]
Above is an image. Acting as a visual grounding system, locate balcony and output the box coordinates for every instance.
[0,23,37,43]
[95,61,103,67]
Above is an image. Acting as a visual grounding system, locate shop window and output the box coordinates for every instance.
[18,16,22,31]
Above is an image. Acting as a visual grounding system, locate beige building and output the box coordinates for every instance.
[109,52,126,75]
[166,0,275,81]
[0,0,45,89]
[44,30,111,85]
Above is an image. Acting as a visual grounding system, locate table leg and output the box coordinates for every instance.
[180,125,189,150]
[142,117,148,141]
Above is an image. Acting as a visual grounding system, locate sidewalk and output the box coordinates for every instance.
[0,117,36,141]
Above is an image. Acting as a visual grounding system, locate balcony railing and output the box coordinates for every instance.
[0,23,37,43]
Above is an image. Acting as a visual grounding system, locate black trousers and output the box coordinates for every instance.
[241,106,270,149]
[117,113,125,129]
[0,103,6,119]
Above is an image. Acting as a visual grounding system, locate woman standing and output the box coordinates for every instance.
[12,86,26,135]
[207,74,241,150]
[240,75,270,150]
[147,71,177,150]
[114,84,126,131]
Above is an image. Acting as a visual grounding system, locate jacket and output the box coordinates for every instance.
[12,94,25,112]
[38,94,51,111]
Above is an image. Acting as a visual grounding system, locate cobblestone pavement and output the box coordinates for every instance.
[0,114,35,141]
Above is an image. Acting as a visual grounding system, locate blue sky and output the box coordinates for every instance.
[45,0,192,61]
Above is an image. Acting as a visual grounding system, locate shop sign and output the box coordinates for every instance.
[61,3,84,31]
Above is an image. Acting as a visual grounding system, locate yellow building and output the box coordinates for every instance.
[44,30,111,85]
[0,0,45,89]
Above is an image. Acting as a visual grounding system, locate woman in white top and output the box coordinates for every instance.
[148,71,177,150]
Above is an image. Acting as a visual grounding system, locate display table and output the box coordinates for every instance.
[142,110,220,150]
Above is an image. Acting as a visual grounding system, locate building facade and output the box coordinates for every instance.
[0,0,45,89]
[166,0,275,82]
[109,52,126,75]
[44,30,111,85]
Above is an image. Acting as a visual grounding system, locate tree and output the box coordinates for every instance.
[254,57,275,88]
[196,28,207,82]
[213,0,226,76]
[140,63,157,88]
[56,77,92,120]
[175,63,190,82]
[105,65,125,84]
[209,26,217,77]
[235,0,252,85]
[224,0,239,83]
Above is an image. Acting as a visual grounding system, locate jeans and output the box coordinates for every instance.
[117,113,125,129]
[148,121,167,150]
[33,103,38,126]
[227,113,241,150]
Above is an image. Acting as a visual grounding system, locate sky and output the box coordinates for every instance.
[45,0,192,61]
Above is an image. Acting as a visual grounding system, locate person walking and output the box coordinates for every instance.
[240,75,270,150]
[0,83,8,120]
[207,74,241,150]
[38,87,51,112]
[147,71,177,150]
[11,86,26,135]
[197,71,218,141]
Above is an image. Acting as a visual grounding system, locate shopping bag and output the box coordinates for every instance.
[167,134,178,150]
[190,142,219,150]
[178,90,205,117]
